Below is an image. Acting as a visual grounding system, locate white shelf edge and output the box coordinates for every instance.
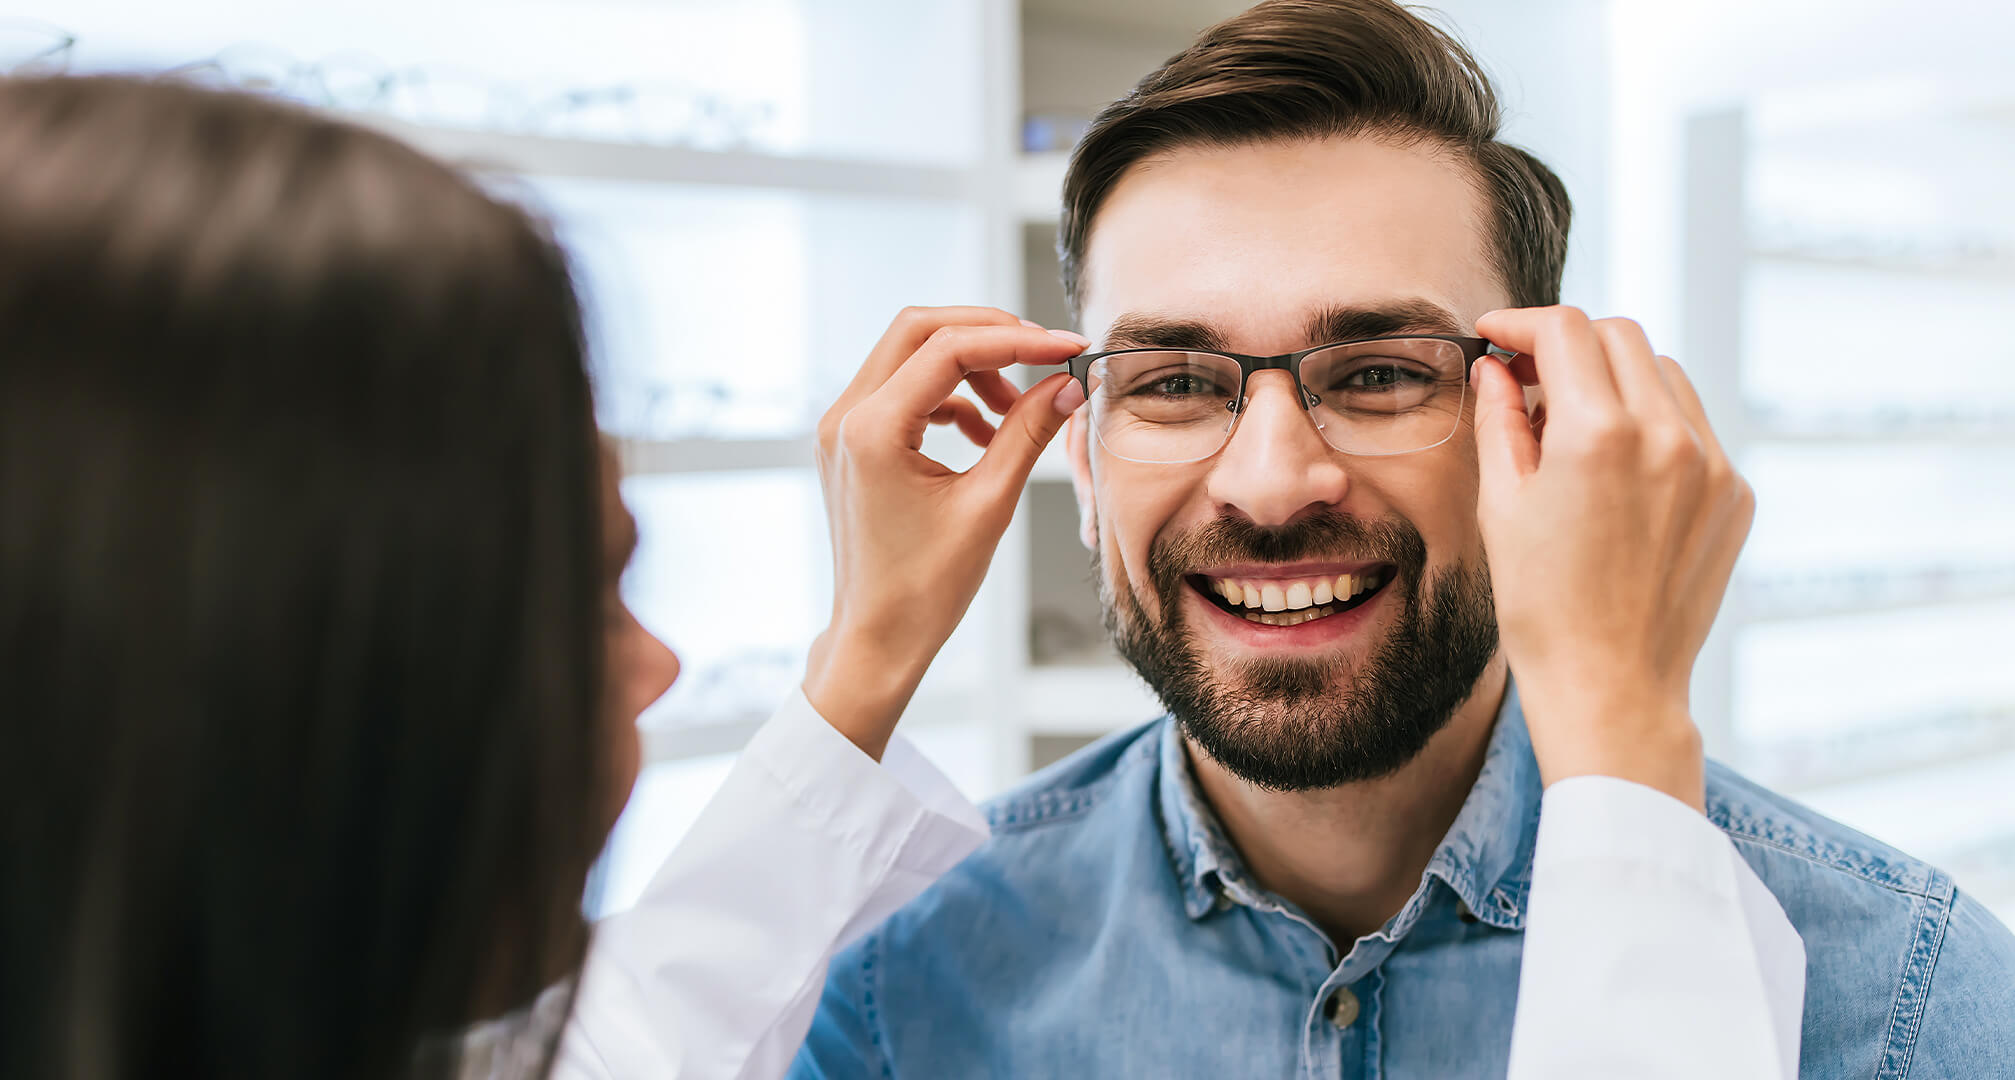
[351,113,983,200]
[614,435,814,475]
[640,716,770,762]
[1746,423,2015,446]
[1747,246,2015,279]
[1739,583,2015,624]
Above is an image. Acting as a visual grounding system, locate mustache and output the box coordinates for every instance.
[1145,511,1429,589]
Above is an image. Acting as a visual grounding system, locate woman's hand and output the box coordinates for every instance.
[802,306,1088,760]
[1471,306,1755,810]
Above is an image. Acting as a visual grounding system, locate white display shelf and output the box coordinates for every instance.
[1788,745,2015,865]
[1020,664,1164,734]
[1739,565,2015,624]
[640,686,988,764]
[1015,151,1069,224]
[614,436,815,476]
[1747,246,2015,280]
[1749,419,2015,446]
[351,114,982,200]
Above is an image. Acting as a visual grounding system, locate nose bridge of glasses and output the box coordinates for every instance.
[1225,366,1332,458]
[1235,360,1317,415]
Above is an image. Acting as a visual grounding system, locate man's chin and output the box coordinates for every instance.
[1123,565,1498,792]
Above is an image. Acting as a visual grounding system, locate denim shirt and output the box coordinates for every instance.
[791,688,2015,1078]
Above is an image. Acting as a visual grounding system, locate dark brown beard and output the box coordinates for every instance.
[1100,511,1497,791]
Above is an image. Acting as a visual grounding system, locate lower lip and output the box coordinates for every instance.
[1186,577,1392,649]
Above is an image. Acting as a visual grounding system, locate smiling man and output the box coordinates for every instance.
[789,1,2015,1076]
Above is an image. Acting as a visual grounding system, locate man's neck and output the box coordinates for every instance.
[1185,657,1510,947]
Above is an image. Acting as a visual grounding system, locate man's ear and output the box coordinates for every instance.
[1067,409,1097,550]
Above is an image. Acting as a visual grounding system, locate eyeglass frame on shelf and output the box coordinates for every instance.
[1064,333,1514,463]
[0,18,75,74]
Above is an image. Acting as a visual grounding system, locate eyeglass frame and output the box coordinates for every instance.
[1064,333,1513,461]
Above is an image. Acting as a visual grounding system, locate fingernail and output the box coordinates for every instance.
[1019,318,1044,329]
[1047,328,1091,347]
[1052,378,1087,416]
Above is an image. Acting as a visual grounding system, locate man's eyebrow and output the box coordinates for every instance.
[1099,313,1231,352]
[1100,300,1470,354]
[1306,299,1471,344]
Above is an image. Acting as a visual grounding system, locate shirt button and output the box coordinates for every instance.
[1325,987,1360,1028]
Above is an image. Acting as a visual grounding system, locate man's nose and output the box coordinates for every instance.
[1204,370,1352,528]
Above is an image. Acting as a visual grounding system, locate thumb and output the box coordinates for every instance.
[1473,355,1540,487]
[974,371,1084,492]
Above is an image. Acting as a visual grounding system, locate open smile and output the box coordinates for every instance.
[1184,564,1396,629]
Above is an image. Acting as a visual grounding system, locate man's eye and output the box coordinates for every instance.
[1342,364,1427,390]
[1142,373,1218,396]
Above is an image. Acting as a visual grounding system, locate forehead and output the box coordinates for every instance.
[1079,136,1503,351]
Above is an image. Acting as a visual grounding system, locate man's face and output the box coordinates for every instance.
[1071,136,1507,791]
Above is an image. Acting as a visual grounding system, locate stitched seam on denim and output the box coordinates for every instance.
[858,932,895,1080]
[1876,879,1952,1080]
[1715,819,1937,897]
[1363,968,1386,1080]
[983,735,1150,832]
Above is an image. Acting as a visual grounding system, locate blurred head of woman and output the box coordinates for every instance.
[0,75,675,1079]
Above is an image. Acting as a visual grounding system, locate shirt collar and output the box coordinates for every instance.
[1156,680,1541,931]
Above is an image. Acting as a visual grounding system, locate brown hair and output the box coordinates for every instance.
[0,76,610,1079]
[1059,0,1571,319]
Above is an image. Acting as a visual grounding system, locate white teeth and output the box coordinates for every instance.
[1212,571,1384,615]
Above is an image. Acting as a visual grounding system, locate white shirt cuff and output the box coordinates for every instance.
[1512,775,1806,1080]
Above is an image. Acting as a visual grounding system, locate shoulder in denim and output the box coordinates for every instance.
[1705,759,1946,897]
[981,718,1164,832]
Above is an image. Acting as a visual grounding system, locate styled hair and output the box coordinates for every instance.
[1058,0,1572,319]
[0,76,611,1079]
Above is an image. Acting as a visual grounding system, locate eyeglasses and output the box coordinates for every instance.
[0,18,74,74]
[1066,335,1507,465]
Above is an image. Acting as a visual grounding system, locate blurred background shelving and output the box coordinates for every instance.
[21,0,2011,925]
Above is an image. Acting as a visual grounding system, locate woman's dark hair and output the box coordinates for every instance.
[0,76,613,1078]
[1059,0,1572,320]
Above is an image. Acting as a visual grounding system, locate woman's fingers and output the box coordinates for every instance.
[972,372,1085,492]
[927,395,998,448]
[1475,306,1622,423]
[1472,354,1541,485]
[832,306,1025,418]
[865,324,1085,448]
[964,369,1024,416]
[1657,355,1729,462]
[1589,317,1689,430]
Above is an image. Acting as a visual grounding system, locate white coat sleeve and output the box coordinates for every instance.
[1507,775,1806,1080]
[547,690,989,1080]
